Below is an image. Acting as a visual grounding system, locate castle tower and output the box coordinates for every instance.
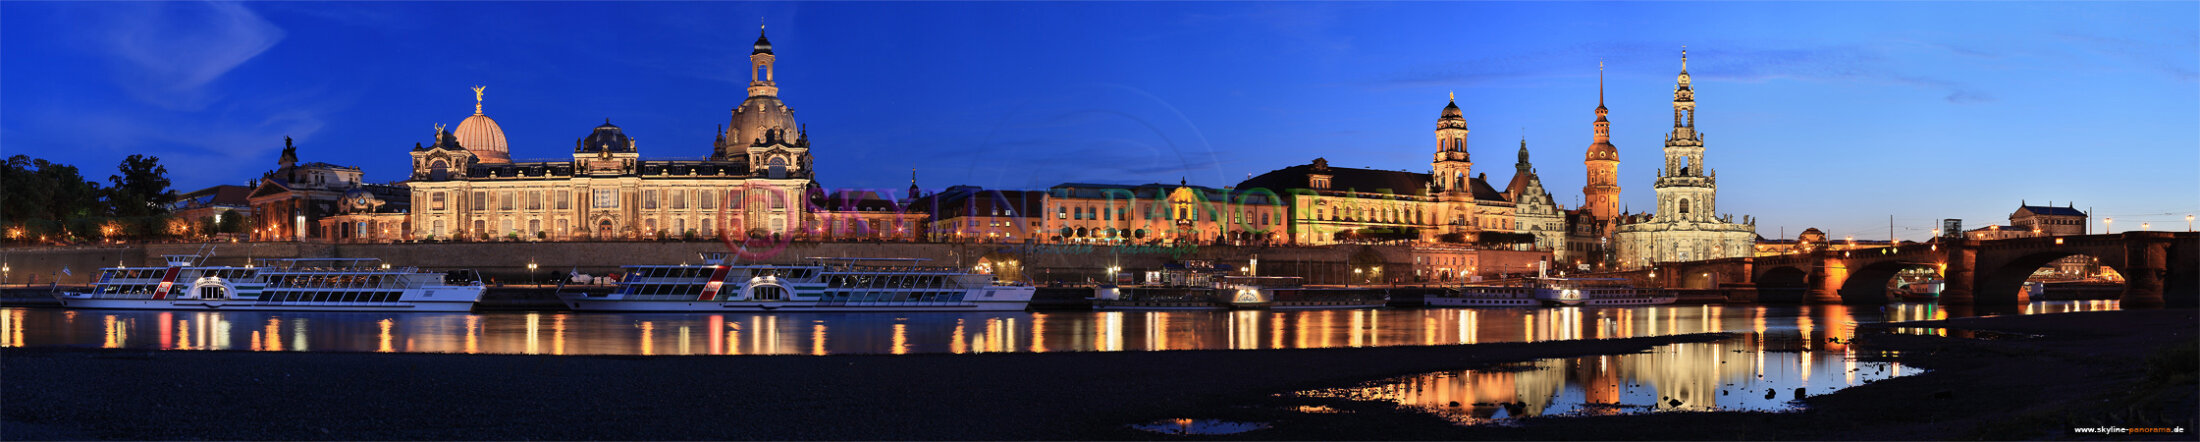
[1583,62,1621,219]
[1431,92,1477,232]
[1432,92,1472,193]
[1654,48,1714,223]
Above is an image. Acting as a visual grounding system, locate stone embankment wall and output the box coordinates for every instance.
[3,241,1554,286]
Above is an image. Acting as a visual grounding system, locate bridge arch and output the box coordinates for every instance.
[1835,260,1941,304]
[1975,250,2122,305]
[1758,266,1809,302]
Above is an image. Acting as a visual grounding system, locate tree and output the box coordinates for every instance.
[108,155,173,218]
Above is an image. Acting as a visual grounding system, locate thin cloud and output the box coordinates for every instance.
[75,2,286,111]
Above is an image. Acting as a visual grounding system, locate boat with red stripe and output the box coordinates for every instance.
[558,253,1035,312]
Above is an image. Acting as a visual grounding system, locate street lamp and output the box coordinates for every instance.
[2141,222,2150,231]
[527,261,539,286]
[2104,218,2113,235]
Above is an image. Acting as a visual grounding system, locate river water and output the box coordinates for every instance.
[0,300,2117,356]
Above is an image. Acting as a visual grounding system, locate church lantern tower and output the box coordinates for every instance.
[1583,62,1621,219]
[719,24,811,180]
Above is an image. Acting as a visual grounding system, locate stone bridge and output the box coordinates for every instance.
[1648,232,2196,307]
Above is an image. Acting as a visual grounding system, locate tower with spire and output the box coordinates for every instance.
[1654,48,1713,224]
[1583,61,1621,219]
[1611,48,1757,269]
[1505,136,1565,260]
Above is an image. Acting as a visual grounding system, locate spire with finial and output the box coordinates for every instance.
[1596,60,1608,116]
[471,85,486,115]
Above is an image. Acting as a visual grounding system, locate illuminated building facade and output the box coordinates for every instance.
[404,27,814,242]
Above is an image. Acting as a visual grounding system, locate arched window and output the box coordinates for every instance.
[1679,199,1691,215]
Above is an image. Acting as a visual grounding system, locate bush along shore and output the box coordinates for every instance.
[3,309,2194,440]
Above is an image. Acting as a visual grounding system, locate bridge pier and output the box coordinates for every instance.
[2119,232,2172,309]
[1939,242,1976,305]
[1807,259,1846,304]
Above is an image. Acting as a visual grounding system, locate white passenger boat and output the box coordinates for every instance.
[55,254,484,312]
[1430,277,1674,308]
[558,253,1036,312]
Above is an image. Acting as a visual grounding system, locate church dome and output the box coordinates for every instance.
[753,31,774,55]
[575,120,635,153]
[723,96,798,150]
[1799,227,1827,243]
[455,114,509,163]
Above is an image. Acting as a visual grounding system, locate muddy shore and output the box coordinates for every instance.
[4,309,2193,440]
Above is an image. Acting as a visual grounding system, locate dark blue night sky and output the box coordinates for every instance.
[4,2,2194,240]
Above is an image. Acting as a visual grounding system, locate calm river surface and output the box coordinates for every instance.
[0,301,2117,356]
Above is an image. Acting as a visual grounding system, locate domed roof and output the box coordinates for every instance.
[453,86,510,163]
[576,120,635,153]
[753,28,773,55]
[1436,92,1466,130]
[456,114,509,163]
[1799,227,1827,242]
[723,95,798,150]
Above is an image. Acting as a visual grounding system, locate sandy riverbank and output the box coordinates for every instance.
[3,309,2192,440]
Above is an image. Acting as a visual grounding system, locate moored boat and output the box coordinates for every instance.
[558,253,1035,312]
[56,254,484,312]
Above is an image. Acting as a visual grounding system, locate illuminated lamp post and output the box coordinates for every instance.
[527,260,539,286]
[2188,214,2195,232]
[1353,268,1363,287]
[2104,218,2113,235]
[2141,222,2150,231]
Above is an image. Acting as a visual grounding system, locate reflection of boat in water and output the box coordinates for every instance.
[1432,277,1673,307]
[57,254,484,312]
[560,253,1034,312]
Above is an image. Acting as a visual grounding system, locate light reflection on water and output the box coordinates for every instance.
[0,301,2117,356]
[1290,332,1927,424]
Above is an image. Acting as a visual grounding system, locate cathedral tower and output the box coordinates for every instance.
[1654,48,1714,223]
[1583,62,1621,219]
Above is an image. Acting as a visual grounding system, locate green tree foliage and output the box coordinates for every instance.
[107,154,174,218]
[2,155,179,243]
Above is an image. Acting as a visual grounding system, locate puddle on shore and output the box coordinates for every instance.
[1128,418,1272,435]
[1285,333,1924,425]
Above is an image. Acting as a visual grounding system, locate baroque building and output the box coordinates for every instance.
[404,27,814,242]
[1237,94,1555,252]
[249,137,403,241]
[1043,181,1289,246]
[1613,50,1757,268]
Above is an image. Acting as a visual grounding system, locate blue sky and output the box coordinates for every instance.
[4,1,2195,241]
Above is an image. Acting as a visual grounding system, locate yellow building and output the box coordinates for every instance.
[1044,181,1289,245]
[1235,94,1557,248]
